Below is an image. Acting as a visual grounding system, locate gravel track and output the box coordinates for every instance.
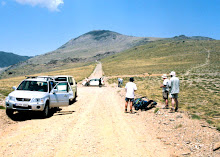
[0,63,170,157]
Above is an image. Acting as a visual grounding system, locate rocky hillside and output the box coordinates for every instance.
[0,51,31,68]
[27,30,161,64]
[172,35,215,41]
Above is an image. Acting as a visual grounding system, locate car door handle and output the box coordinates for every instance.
[64,95,68,97]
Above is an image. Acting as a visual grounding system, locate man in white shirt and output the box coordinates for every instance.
[169,71,180,112]
[125,77,137,113]
[160,74,170,109]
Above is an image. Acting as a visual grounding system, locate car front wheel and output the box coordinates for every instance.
[42,103,49,118]
[6,109,14,117]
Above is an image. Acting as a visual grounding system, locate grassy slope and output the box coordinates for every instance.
[102,40,220,129]
[102,40,220,75]
[0,62,94,79]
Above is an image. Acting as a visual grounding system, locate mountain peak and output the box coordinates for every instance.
[80,30,121,41]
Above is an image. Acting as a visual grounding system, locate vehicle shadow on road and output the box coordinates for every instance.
[7,108,75,121]
[53,111,75,116]
[8,112,47,121]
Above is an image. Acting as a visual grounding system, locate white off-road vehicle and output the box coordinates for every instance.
[5,76,73,118]
[54,75,77,103]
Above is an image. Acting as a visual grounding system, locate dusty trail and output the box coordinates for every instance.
[184,48,210,76]
[0,63,170,157]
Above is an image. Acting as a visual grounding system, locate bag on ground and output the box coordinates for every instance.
[133,97,157,111]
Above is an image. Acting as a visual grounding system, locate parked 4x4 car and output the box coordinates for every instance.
[5,75,77,118]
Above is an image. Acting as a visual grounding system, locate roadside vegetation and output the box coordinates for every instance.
[104,40,220,130]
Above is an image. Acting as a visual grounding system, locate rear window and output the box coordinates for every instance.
[55,77,67,81]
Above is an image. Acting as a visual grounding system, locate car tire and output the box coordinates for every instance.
[42,103,49,118]
[73,92,77,102]
[6,109,14,117]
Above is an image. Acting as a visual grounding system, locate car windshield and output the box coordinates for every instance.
[17,81,48,92]
[55,77,67,81]
[90,79,98,81]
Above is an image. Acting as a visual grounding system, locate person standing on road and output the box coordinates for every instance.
[125,77,137,113]
[160,74,170,109]
[99,77,102,87]
[169,71,180,112]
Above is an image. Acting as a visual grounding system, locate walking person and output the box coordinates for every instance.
[169,71,180,112]
[160,74,170,109]
[125,77,137,113]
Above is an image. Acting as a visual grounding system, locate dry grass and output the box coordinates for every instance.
[0,64,95,99]
[108,76,220,129]
[104,40,220,130]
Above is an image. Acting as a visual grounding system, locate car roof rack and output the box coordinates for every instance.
[25,76,38,79]
[25,76,54,81]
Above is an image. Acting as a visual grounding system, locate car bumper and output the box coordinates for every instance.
[5,101,44,111]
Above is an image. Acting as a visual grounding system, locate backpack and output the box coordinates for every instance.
[133,97,157,111]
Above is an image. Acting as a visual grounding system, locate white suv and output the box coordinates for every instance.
[5,76,73,118]
[54,75,77,103]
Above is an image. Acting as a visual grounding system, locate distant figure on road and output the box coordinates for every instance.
[125,77,137,113]
[169,71,180,112]
[99,77,102,87]
[85,77,89,86]
[160,74,170,109]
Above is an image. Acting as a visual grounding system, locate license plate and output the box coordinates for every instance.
[16,103,28,107]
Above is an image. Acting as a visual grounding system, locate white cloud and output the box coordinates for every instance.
[1,1,6,6]
[15,0,64,11]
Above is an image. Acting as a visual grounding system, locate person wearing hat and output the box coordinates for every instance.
[160,74,170,109]
[125,77,137,113]
[169,71,180,112]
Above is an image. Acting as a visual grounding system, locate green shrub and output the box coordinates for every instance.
[154,108,159,113]
[191,114,201,120]
[0,106,5,109]
[206,120,214,124]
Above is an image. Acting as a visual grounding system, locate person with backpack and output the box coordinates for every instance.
[169,71,180,112]
[160,74,170,109]
[125,77,137,113]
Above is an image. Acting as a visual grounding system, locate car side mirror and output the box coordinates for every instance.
[70,82,73,85]
[52,89,58,94]
[12,86,17,90]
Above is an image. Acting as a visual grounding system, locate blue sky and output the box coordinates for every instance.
[0,0,220,56]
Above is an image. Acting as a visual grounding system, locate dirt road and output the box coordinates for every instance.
[0,63,219,157]
[0,63,170,157]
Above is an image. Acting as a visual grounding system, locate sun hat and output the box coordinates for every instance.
[130,77,134,82]
[162,74,167,78]
[170,71,176,76]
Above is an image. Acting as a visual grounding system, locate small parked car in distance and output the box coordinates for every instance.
[82,77,104,86]
[5,76,73,118]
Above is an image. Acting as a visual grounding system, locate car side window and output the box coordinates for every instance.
[69,77,73,85]
[54,82,68,93]
[49,81,55,92]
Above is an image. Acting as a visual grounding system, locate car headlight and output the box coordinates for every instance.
[5,96,9,102]
[8,96,16,101]
[31,98,44,103]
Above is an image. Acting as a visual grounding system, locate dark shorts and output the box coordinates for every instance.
[170,93,178,99]
[125,97,134,102]
[163,91,168,99]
